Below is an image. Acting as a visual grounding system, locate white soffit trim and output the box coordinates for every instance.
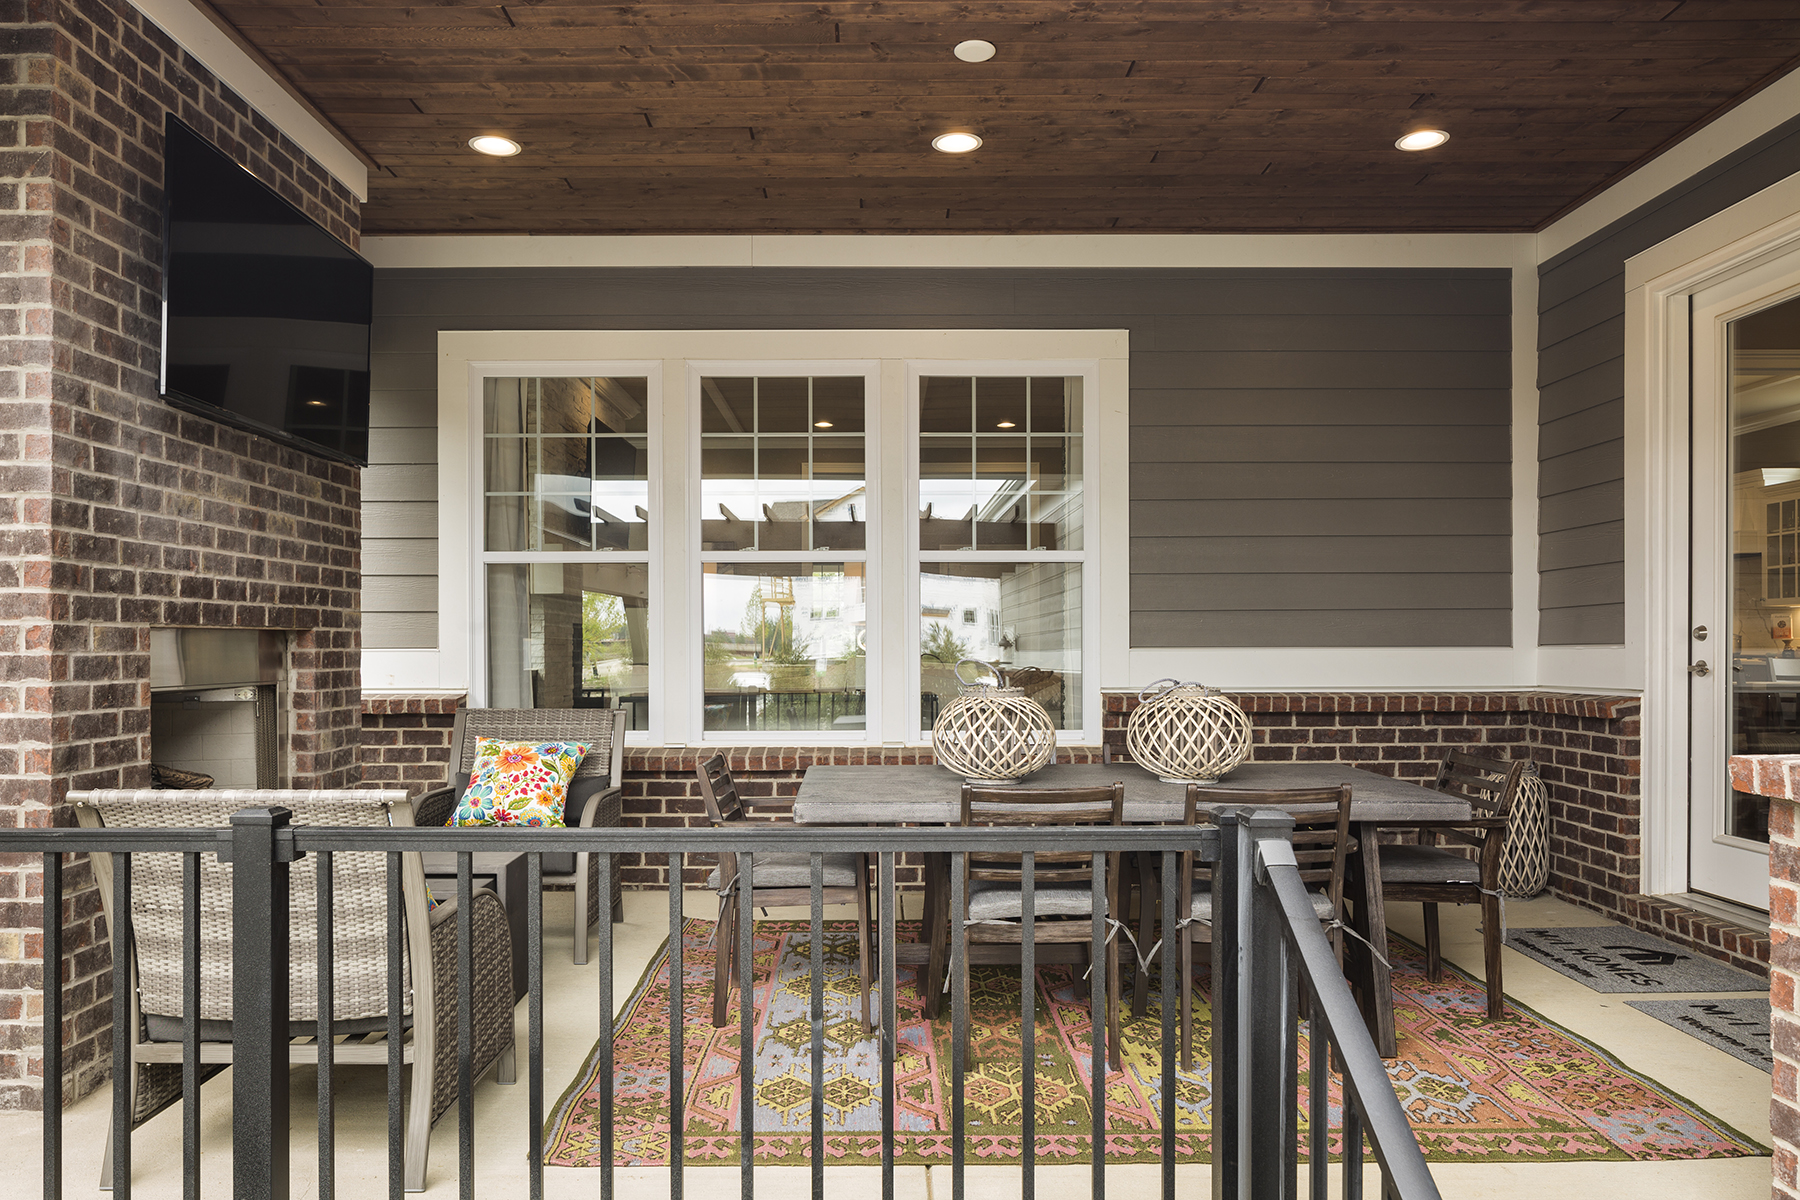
[361,232,1528,271]
[1537,63,1800,264]
[129,0,368,200]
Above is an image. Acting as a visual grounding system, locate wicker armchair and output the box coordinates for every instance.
[70,788,516,1194]
[412,707,627,964]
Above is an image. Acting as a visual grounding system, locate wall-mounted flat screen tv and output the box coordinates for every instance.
[159,115,372,467]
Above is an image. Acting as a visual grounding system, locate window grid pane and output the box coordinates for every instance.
[700,376,867,553]
[483,377,650,553]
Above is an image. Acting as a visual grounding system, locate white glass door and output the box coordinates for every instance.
[1689,294,1800,908]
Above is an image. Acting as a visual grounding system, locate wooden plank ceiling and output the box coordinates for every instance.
[209,0,1800,235]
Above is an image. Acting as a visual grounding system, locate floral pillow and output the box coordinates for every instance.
[451,739,591,828]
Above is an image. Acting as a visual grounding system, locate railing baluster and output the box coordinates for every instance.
[597,850,615,1200]
[1343,1090,1363,1200]
[1212,811,1243,1198]
[182,852,202,1200]
[387,852,403,1200]
[810,852,825,1200]
[1308,989,1327,1200]
[950,850,966,1200]
[738,850,754,1200]
[1160,847,1178,1200]
[669,851,684,1200]
[42,852,61,1200]
[879,851,896,1200]
[527,852,544,1200]
[457,851,475,1200]
[316,850,333,1200]
[111,852,131,1198]
[1089,851,1106,1200]
[1021,850,1035,1200]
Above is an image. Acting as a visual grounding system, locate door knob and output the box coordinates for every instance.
[1689,660,1711,676]
[1693,625,1708,641]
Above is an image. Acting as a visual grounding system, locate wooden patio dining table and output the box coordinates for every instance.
[791,761,1472,1057]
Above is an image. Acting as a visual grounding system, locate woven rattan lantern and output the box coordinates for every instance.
[1498,763,1550,898]
[1125,679,1251,784]
[931,659,1056,784]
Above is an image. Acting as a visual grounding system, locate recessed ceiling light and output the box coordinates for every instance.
[1395,129,1449,152]
[932,132,982,154]
[468,135,522,157]
[814,420,834,429]
[996,420,1016,429]
[954,40,997,63]
[305,399,329,408]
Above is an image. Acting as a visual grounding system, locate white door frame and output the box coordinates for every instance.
[1629,173,1800,898]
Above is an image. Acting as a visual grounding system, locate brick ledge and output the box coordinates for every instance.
[1104,690,1637,719]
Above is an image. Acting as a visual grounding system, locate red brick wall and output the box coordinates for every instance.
[360,695,460,796]
[1773,795,1798,1199]
[0,0,362,1110]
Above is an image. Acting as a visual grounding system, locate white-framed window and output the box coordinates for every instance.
[428,331,1127,746]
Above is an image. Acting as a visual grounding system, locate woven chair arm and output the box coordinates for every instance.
[575,785,622,828]
[425,887,514,1124]
[413,785,458,829]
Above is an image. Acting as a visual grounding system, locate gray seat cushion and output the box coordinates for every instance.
[1379,844,1482,886]
[706,851,860,891]
[1189,889,1334,924]
[965,880,1105,921]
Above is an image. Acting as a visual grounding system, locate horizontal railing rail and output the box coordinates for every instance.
[12,809,1439,1200]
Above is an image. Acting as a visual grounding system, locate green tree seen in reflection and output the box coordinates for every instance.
[743,583,812,665]
[581,591,625,678]
[921,621,970,664]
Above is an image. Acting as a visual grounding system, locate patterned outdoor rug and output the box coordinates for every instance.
[542,919,1762,1167]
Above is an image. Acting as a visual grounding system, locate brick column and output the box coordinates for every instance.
[1775,792,1799,1200]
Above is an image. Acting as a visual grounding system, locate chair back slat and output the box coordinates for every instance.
[1184,784,1354,911]
[1432,750,1526,820]
[960,783,1124,887]
[694,753,745,825]
[69,789,416,1024]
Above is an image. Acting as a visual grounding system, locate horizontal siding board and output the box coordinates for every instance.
[1131,535,1511,575]
[1538,315,1627,389]
[1537,357,1625,425]
[1537,604,1626,646]
[1538,521,1626,573]
[1538,276,1624,351]
[1539,480,1625,534]
[1539,398,1626,461]
[1131,608,1510,648]
[1014,271,1511,317]
[1538,562,1627,609]
[1130,388,1510,427]
[363,538,438,576]
[1131,425,1509,464]
[364,611,439,650]
[362,463,438,503]
[1134,572,1509,611]
[1539,439,1624,492]
[364,576,436,613]
[367,426,435,465]
[370,390,438,429]
[1130,350,1510,391]
[1144,313,1509,354]
[1131,498,1509,538]
[1133,460,1510,501]
[371,351,437,391]
[363,502,437,539]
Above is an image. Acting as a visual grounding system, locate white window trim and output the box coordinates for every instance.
[428,329,1129,745]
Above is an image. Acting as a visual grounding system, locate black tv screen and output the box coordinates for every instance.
[159,116,372,466]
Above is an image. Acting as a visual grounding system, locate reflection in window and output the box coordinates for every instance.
[485,376,649,552]
[700,376,866,552]
[487,562,650,729]
[701,563,866,732]
[919,376,1082,553]
[918,562,1080,730]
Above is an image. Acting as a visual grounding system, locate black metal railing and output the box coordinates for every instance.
[16,809,1439,1200]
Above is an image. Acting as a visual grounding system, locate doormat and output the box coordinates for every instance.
[1505,927,1766,993]
[1627,998,1772,1072]
[541,919,1762,1167]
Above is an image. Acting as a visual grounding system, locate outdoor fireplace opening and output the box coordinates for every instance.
[148,629,287,789]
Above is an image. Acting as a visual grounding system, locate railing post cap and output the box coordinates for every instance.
[230,806,294,826]
[1241,808,1294,834]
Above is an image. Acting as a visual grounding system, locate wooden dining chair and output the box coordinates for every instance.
[931,782,1126,1072]
[1176,784,1355,1070]
[1379,750,1526,1020]
[694,753,875,1032]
